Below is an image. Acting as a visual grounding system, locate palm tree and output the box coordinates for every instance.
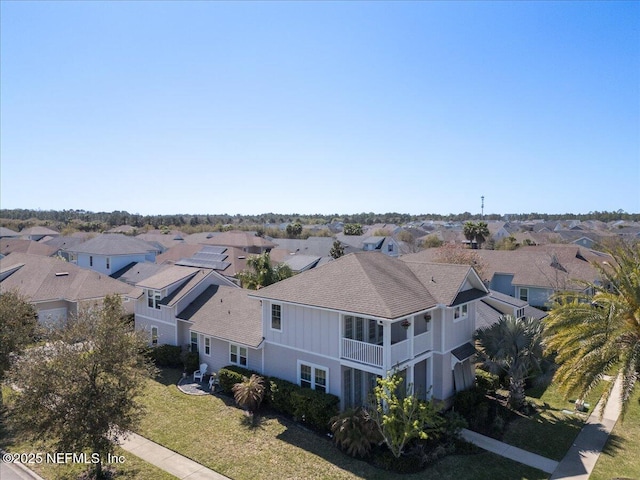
[463,221,490,249]
[232,374,266,425]
[237,252,293,290]
[475,315,550,410]
[544,241,640,417]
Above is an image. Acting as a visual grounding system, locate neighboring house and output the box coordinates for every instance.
[136,231,186,251]
[106,225,138,234]
[173,245,248,280]
[1,239,58,257]
[0,253,136,322]
[249,252,489,409]
[65,234,160,275]
[335,233,400,257]
[407,245,611,309]
[133,265,237,348]
[269,237,336,258]
[0,227,20,239]
[42,236,87,261]
[111,262,173,286]
[476,290,547,330]
[19,226,60,241]
[184,230,275,254]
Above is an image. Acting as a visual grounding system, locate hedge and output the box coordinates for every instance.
[217,365,340,433]
[147,344,182,368]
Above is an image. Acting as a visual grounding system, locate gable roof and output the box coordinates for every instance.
[251,252,485,319]
[1,239,58,257]
[66,234,159,256]
[184,230,276,249]
[20,226,60,236]
[111,262,172,286]
[0,227,20,238]
[178,285,262,348]
[137,265,202,290]
[0,253,134,303]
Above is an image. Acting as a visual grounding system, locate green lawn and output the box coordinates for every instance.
[500,381,608,461]
[590,388,640,480]
[135,368,546,480]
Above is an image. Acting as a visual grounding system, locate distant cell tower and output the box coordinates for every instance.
[481,196,484,220]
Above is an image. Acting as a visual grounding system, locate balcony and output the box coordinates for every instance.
[341,331,432,368]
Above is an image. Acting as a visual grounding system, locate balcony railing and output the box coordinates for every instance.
[341,338,383,367]
[341,332,432,368]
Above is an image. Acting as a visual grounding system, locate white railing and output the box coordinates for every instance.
[391,339,410,365]
[341,338,383,367]
[413,331,432,355]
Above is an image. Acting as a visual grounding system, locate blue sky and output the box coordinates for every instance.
[1,1,638,216]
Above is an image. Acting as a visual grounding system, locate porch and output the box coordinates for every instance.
[340,330,432,368]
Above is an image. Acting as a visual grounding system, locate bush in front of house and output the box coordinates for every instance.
[475,369,500,394]
[181,351,200,375]
[147,344,182,367]
[217,365,340,433]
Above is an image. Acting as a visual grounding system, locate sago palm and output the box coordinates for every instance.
[232,374,265,414]
[475,315,549,410]
[544,241,640,417]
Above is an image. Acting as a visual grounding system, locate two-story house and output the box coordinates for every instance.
[249,252,488,409]
[66,234,160,275]
[133,265,237,348]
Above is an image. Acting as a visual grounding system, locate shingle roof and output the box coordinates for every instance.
[67,234,159,255]
[0,227,20,238]
[1,239,58,257]
[136,265,201,290]
[184,231,276,249]
[19,226,60,236]
[178,285,262,348]
[0,253,134,302]
[251,252,483,319]
[111,262,172,285]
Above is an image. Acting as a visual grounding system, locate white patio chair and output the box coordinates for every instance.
[193,363,208,382]
[208,372,220,392]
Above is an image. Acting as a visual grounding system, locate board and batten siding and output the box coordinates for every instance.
[263,301,340,358]
[443,304,475,352]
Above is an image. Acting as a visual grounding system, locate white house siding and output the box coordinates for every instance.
[431,353,455,401]
[262,342,342,396]
[197,336,262,375]
[263,301,340,358]
[76,253,147,275]
[443,305,475,352]
[136,314,177,346]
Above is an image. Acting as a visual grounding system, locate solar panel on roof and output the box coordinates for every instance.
[175,259,231,271]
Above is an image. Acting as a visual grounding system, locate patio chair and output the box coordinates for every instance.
[193,363,208,382]
[208,372,220,392]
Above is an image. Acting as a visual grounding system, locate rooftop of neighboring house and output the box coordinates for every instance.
[19,226,60,237]
[0,253,135,303]
[184,230,276,250]
[136,232,186,250]
[0,227,20,238]
[251,251,487,320]
[158,244,248,277]
[111,262,173,286]
[407,244,612,290]
[42,235,87,251]
[65,234,160,256]
[268,237,335,257]
[178,285,262,348]
[476,290,547,330]
[1,239,58,257]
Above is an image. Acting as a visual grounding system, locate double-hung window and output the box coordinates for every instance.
[271,304,282,331]
[230,344,247,366]
[298,362,328,393]
[147,289,162,309]
[519,288,529,302]
[151,326,158,346]
[190,332,198,353]
[454,304,468,321]
[204,337,211,356]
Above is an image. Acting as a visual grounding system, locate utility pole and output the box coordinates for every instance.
[481,196,484,220]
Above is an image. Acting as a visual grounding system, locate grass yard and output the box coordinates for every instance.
[1,386,176,480]
[136,368,547,480]
[590,388,640,480]
[500,381,608,461]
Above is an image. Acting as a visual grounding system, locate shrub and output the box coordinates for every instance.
[475,369,500,394]
[147,344,182,367]
[452,387,485,417]
[267,377,298,413]
[329,408,380,458]
[181,351,200,374]
[218,368,247,394]
[290,388,340,434]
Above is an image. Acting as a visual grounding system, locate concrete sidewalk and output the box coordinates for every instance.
[461,428,559,474]
[118,431,230,480]
[549,374,623,480]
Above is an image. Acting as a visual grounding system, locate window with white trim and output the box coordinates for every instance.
[151,326,158,346]
[271,304,282,331]
[453,304,468,321]
[190,332,198,353]
[106,257,110,270]
[516,307,525,319]
[147,289,162,309]
[230,344,247,366]
[204,337,211,356]
[519,288,529,302]
[298,362,328,393]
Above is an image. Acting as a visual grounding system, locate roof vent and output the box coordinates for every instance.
[55,272,69,276]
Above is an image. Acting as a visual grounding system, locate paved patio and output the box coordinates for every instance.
[176,375,216,395]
